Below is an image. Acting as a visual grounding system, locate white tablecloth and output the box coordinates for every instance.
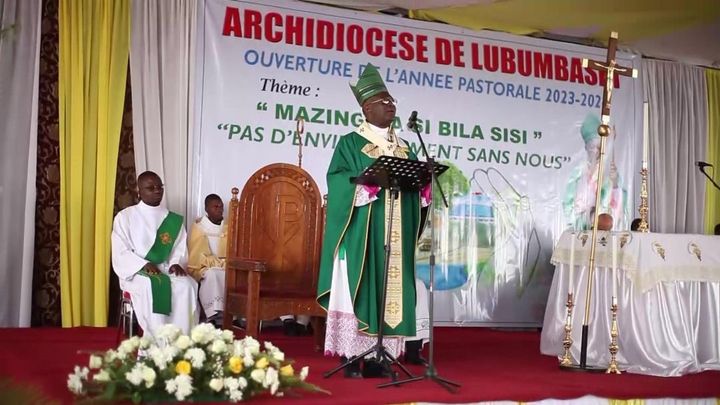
[540,230,720,376]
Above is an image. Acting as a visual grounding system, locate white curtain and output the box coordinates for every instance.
[0,0,41,327]
[644,60,707,234]
[130,0,197,220]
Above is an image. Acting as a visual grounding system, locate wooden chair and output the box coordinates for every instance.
[222,163,327,350]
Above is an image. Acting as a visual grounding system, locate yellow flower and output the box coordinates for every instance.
[280,364,294,377]
[228,356,243,374]
[255,357,269,369]
[175,360,192,375]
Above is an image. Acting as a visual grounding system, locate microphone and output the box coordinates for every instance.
[698,161,720,191]
[697,161,713,169]
[407,111,418,130]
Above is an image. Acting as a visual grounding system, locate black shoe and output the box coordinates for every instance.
[362,358,392,378]
[205,312,222,328]
[341,356,362,379]
[283,319,299,336]
[206,312,223,328]
[404,340,428,365]
[295,322,312,336]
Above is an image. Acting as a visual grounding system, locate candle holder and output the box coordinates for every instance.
[560,292,575,366]
[606,302,621,374]
[638,167,649,232]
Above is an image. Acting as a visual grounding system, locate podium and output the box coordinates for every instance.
[323,155,448,384]
[352,155,447,192]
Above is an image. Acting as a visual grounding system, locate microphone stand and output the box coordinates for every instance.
[699,166,720,191]
[379,115,460,392]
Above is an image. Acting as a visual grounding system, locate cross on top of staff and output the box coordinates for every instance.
[582,31,638,136]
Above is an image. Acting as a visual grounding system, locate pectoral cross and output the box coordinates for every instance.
[582,32,638,134]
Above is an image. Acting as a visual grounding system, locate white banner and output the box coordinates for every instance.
[192,0,643,326]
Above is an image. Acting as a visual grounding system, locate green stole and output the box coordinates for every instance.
[139,211,183,315]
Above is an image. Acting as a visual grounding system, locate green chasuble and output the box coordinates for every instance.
[317,131,423,337]
[140,211,183,315]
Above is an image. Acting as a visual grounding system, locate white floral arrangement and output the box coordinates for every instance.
[67,324,326,403]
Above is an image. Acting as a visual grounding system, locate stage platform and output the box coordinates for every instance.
[0,326,718,404]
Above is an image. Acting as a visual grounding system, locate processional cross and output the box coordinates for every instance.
[583,32,638,130]
[564,32,638,373]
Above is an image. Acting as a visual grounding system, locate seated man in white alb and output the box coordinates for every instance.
[188,194,227,326]
[111,171,199,337]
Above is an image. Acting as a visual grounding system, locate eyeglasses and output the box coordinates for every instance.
[366,96,398,106]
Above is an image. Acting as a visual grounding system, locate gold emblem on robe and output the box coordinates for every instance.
[160,232,173,245]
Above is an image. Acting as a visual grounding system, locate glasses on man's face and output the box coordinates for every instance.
[142,184,164,192]
[366,96,398,106]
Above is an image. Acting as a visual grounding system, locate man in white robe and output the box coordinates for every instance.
[187,194,311,334]
[188,194,227,325]
[111,171,199,338]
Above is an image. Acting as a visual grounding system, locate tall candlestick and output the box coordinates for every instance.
[569,233,576,295]
[642,102,649,169]
[639,103,650,232]
[611,234,618,300]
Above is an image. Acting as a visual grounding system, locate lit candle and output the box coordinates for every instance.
[612,233,618,302]
[568,233,576,295]
[642,102,649,169]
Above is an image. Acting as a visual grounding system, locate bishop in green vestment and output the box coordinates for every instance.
[317,65,428,363]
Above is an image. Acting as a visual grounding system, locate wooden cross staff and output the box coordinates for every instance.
[582,31,638,132]
[574,31,638,371]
